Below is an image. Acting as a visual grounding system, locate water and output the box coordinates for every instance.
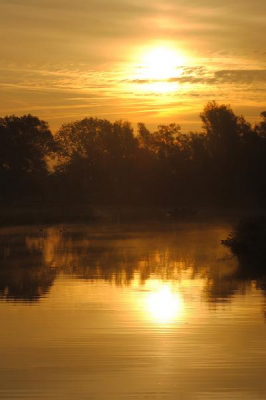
[0,222,266,400]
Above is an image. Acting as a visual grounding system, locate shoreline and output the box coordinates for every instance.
[0,204,264,227]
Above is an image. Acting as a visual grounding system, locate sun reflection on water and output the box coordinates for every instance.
[145,284,185,324]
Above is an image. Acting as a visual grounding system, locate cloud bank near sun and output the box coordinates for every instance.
[0,0,265,130]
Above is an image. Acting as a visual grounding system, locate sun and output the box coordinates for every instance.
[141,46,185,81]
[127,45,187,93]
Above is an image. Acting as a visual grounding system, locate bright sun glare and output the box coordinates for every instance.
[130,46,186,93]
[146,285,184,323]
[142,47,185,81]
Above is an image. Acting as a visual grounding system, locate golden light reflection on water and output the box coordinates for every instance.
[1,226,266,400]
[145,283,185,324]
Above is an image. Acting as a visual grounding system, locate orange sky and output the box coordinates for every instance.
[0,0,266,132]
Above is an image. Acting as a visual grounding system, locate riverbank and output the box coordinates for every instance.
[0,204,264,227]
[0,204,99,226]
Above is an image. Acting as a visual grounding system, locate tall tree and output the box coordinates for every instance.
[0,115,55,201]
[54,117,138,203]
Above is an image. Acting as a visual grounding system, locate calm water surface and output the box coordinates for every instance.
[0,222,266,399]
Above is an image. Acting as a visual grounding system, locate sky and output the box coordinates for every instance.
[0,0,266,132]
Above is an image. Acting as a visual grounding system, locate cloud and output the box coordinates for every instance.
[1,0,266,59]
[129,68,266,86]
[214,70,266,83]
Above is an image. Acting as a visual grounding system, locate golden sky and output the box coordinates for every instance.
[0,0,266,131]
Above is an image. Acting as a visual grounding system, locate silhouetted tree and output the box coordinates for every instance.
[255,111,266,137]
[54,118,138,203]
[200,101,252,205]
[1,102,266,210]
[0,115,55,201]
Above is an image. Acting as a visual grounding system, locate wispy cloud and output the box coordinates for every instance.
[128,68,266,85]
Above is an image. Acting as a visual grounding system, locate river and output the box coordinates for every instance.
[0,222,265,399]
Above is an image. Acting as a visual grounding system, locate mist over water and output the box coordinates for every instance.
[0,222,266,399]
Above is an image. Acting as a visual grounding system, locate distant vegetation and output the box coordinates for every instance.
[1,101,266,209]
[222,216,266,269]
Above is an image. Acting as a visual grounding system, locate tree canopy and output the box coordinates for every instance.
[0,115,55,200]
[1,103,266,207]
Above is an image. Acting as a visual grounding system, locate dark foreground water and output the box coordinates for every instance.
[0,222,266,400]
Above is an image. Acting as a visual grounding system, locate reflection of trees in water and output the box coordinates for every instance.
[0,235,56,301]
[204,256,266,305]
[25,226,223,286]
[0,225,265,306]
[0,267,56,302]
[205,274,250,304]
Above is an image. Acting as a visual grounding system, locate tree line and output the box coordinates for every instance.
[1,101,266,208]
